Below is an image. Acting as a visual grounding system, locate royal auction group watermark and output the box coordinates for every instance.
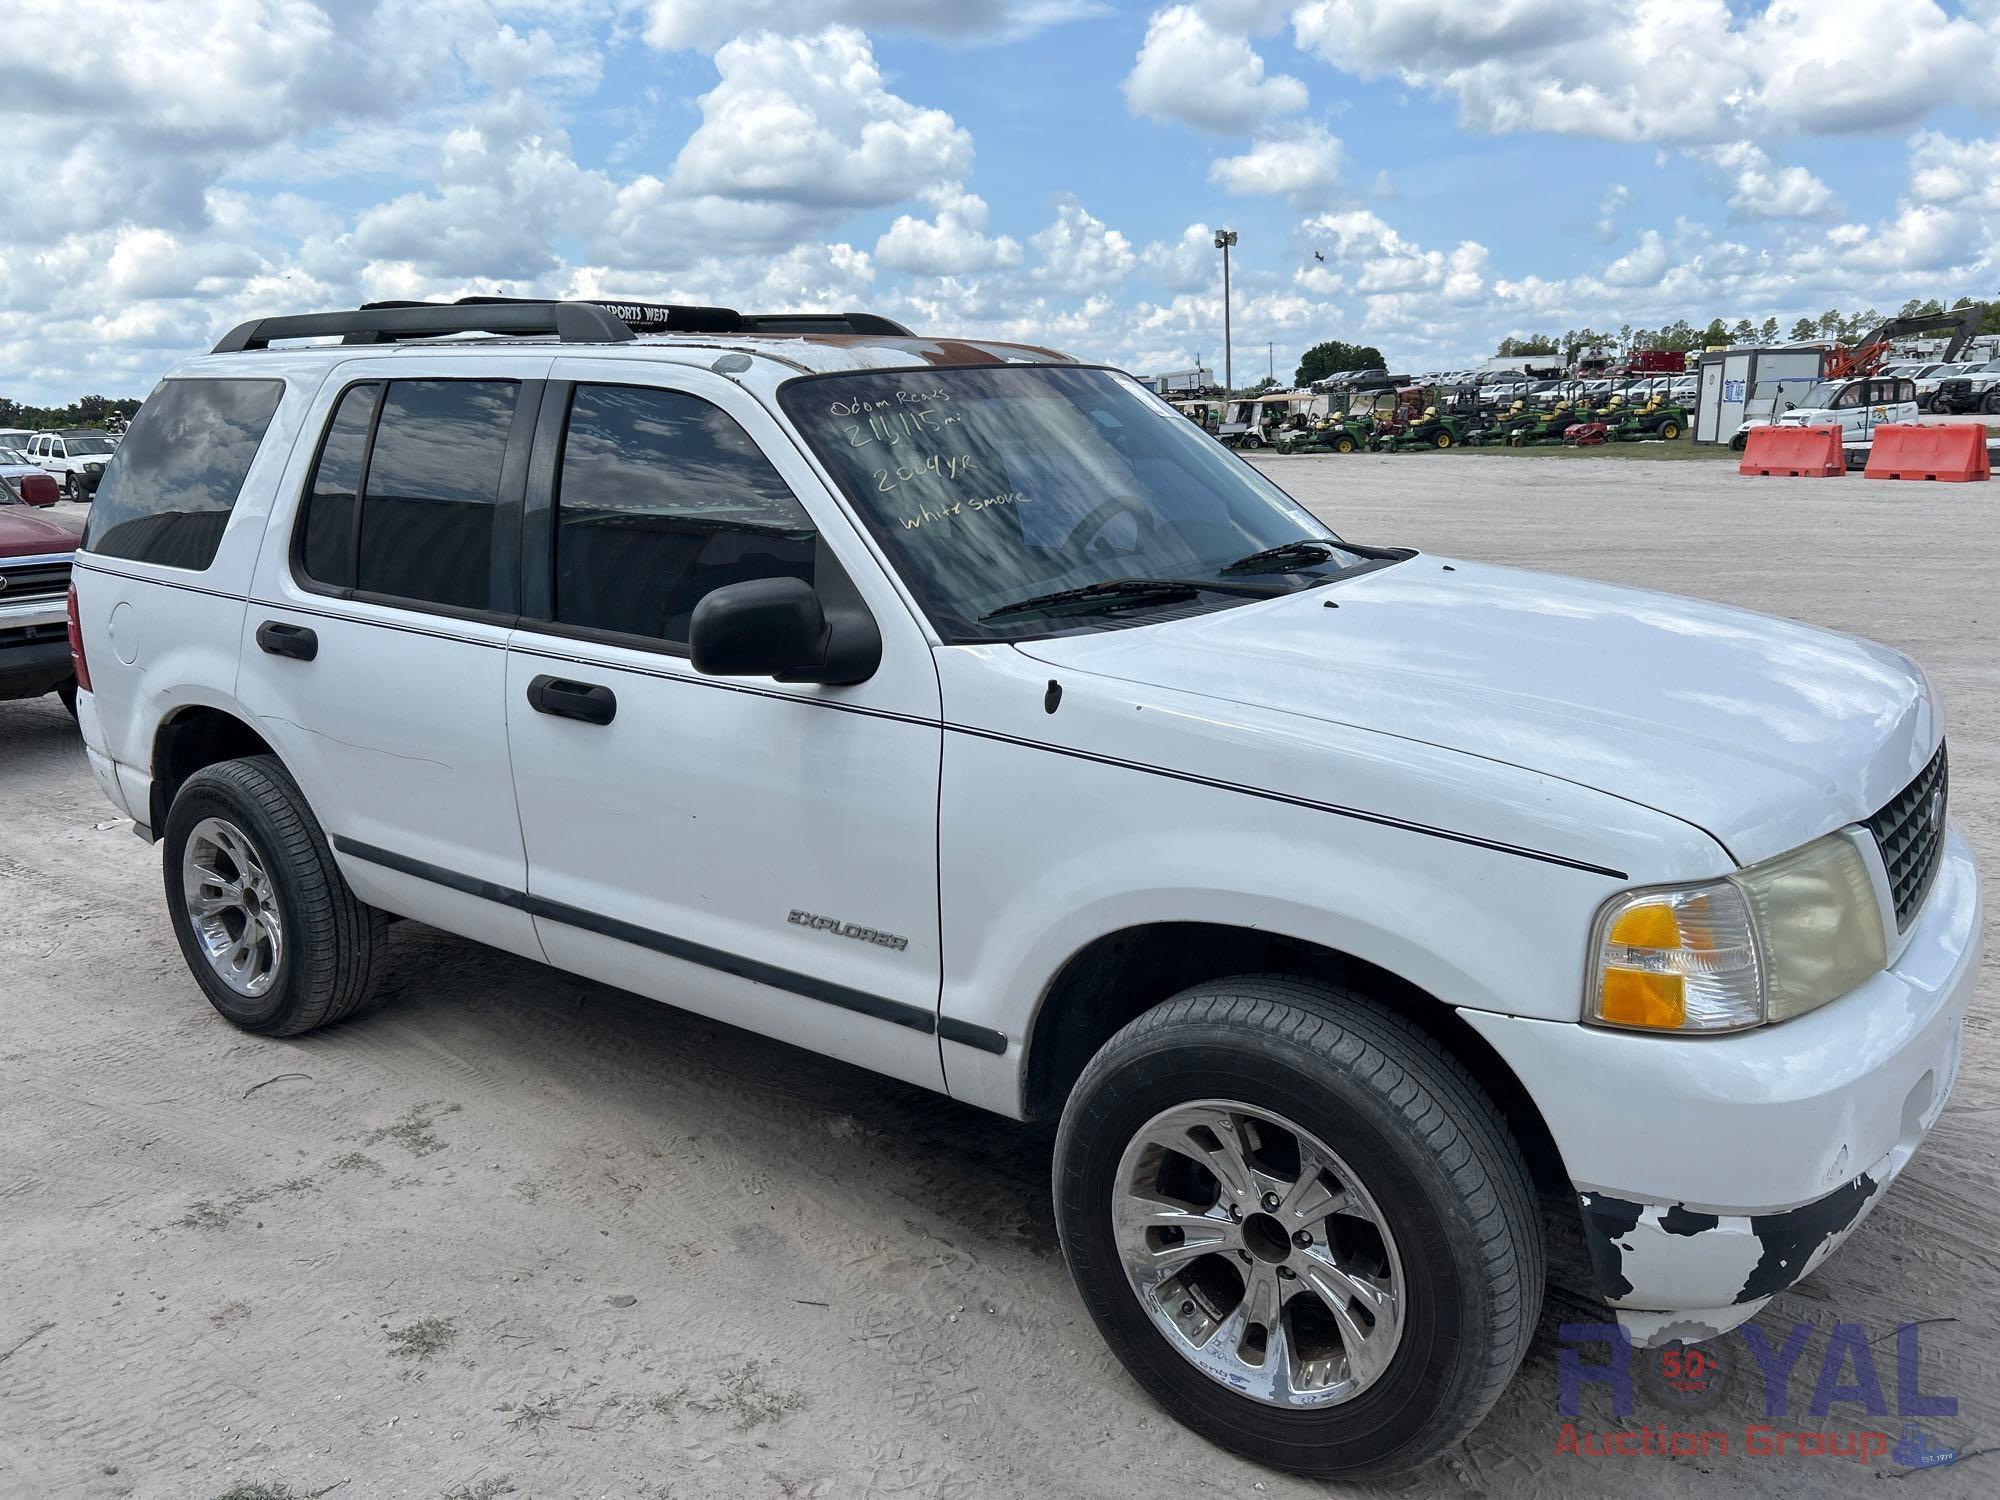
[1553,1320,1960,1469]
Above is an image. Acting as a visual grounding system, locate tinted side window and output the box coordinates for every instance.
[83,378,284,569]
[359,381,516,611]
[553,384,812,645]
[299,382,379,587]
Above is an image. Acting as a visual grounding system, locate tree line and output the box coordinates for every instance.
[0,394,144,432]
[1495,296,1998,366]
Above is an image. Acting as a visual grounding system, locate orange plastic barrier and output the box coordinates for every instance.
[1739,424,1845,477]
[1863,424,1992,482]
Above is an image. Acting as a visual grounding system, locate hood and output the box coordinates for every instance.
[1014,557,1939,866]
[0,505,81,558]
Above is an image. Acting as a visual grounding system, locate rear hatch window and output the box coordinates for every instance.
[84,378,284,569]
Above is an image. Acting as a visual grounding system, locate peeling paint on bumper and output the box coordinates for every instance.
[1577,1010,1963,1346]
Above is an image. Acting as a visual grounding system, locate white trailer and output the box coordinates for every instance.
[1692,347,1825,445]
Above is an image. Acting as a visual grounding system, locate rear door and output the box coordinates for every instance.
[501,360,948,1089]
[238,355,550,961]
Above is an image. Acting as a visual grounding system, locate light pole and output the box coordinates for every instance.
[1214,229,1237,394]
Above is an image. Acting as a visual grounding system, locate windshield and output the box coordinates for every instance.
[782,365,1365,642]
[66,436,115,455]
[1796,382,1849,409]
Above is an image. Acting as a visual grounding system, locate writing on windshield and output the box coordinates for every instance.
[782,365,1350,642]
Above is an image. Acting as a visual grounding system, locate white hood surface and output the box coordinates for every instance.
[1015,557,1940,866]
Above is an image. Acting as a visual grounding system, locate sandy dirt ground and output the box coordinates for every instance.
[1,457,1995,1500]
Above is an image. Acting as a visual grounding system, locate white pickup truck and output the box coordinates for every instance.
[70,299,1978,1480]
[1930,358,2000,415]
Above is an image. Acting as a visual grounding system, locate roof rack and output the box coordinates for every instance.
[211,296,913,354]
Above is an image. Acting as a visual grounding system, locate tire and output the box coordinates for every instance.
[54,679,77,718]
[1054,976,1543,1479]
[1984,389,2000,416]
[1431,430,1453,449]
[1332,435,1356,454]
[1730,431,1748,452]
[1658,419,1682,441]
[162,754,386,1036]
[62,472,77,500]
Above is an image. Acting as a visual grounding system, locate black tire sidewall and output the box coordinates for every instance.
[162,766,308,1032]
[1057,1025,1495,1475]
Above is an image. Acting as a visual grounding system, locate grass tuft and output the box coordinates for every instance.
[385,1316,458,1360]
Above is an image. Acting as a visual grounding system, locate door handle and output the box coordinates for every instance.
[256,620,318,661]
[526,673,617,726]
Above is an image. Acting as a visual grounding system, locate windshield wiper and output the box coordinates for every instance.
[1219,538,1340,576]
[981,576,1287,622]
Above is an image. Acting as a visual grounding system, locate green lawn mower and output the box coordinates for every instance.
[1505,402,1586,446]
[1373,406,1476,451]
[1605,400,1688,442]
[1277,415,1377,454]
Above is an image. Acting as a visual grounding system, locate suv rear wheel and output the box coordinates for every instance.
[162,755,385,1035]
[1054,976,1542,1478]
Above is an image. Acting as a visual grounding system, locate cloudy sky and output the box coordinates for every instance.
[4,0,1999,402]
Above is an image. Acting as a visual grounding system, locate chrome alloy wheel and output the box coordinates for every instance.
[1112,1099,1405,1408]
[180,816,284,998]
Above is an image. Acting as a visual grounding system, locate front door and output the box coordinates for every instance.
[502,360,947,1089]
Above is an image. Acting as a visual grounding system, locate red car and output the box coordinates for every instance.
[0,501,81,711]
[1,446,62,506]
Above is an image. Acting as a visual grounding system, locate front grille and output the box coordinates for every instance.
[0,558,72,605]
[1866,743,1948,931]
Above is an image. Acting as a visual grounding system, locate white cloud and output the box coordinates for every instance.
[1292,263,1341,295]
[1300,210,1490,304]
[1030,196,1136,292]
[639,0,1102,51]
[670,27,973,215]
[1603,229,1672,288]
[1140,223,1220,294]
[1209,124,1344,206]
[875,184,1023,274]
[1594,183,1631,241]
[352,96,610,280]
[1699,143,1839,220]
[1125,5,1309,134]
[1908,130,2000,212]
[1291,0,2000,146]
[1194,0,1296,29]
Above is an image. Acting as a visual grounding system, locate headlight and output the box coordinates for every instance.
[1586,834,1886,1034]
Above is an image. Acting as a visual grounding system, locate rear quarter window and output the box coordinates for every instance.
[83,377,284,569]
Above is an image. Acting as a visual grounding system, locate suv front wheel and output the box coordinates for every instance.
[162,755,385,1035]
[1054,976,1543,1479]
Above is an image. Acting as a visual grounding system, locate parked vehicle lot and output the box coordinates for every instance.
[1,454,1994,1499]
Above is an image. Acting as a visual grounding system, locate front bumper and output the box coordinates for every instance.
[0,596,74,699]
[1462,828,1979,1344]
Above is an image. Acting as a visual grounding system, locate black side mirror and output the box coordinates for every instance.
[689,577,881,686]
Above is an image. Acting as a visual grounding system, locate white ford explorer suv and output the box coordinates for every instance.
[70,299,1978,1480]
